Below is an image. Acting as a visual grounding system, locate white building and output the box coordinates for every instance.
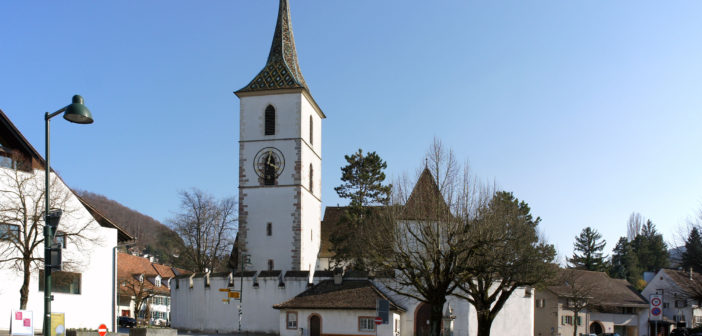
[0,109,132,332]
[641,268,702,333]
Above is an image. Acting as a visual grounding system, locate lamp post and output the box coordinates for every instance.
[44,95,93,336]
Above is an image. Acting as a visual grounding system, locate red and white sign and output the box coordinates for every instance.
[10,310,33,336]
[649,294,663,321]
[98,324,107,336]
[375,317,383,325]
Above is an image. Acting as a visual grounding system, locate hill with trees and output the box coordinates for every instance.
[76,190,188,268]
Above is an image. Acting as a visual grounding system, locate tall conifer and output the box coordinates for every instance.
[568,227,607,271]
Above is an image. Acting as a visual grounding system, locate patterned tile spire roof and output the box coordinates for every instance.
[237,0,308,93]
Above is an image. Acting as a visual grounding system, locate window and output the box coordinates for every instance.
[0,223,19,240]
[676,300,687,308]
[155,277,161,287]
[286,311,298,329]
[663,302,669,308]
[268,259,274,271]
[561,316,573,325]
[265,105,275,135]
[309,116,313,145]
[535,299,545,308]
[359,317,376,332]
[39,270,81,294]
[309,164,313,192]
[266,222,272,236]
[694,316,702,327]
[165,297,170,306]
[656,289,664,295]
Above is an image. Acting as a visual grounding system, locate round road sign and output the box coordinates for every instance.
[651,307,662,316]
[375,317,383,325]
[98,324,107,336]
[651,297,662,306]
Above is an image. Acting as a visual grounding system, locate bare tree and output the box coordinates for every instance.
[364,141,493,336]
[0,154,95,309]
[119,274,153,323]
[553,269,597,336]
[627,212,645,242]
[454,191,556,336]
[170,188,236,272]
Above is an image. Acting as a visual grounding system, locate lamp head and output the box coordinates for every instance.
[63,95,94,124]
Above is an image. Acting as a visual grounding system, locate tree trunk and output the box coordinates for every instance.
[430,301,445,336]
[572,312,578,336]
[476,309,494,336]
[19,260,31,309]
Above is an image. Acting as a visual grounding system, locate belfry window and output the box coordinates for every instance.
[265,105,275,135]
[309,116,313,145]
[266,222,272,236]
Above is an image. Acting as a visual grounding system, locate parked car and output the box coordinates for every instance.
[118,316,137,328]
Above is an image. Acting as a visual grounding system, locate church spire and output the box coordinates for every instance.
[237,0,309,93]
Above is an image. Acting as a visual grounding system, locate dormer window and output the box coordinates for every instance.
[155,276,161,287]
[265,105,275,135]
[138,274,144,283]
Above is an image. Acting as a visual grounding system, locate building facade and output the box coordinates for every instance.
[0,109,131,332]
[641,268,702,334]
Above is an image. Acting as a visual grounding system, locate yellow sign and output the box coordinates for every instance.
[51,313,65,336]
[218,288,230,292]
[228,291,240,299]
[221,299,230,304]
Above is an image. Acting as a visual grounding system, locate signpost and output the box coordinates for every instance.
[98,324,107,336]
[650,294,663,336]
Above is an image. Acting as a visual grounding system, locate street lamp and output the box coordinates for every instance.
[44,95,93,336]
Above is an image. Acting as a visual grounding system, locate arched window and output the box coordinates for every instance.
[309,164,313,192]
[265,105,275,135]
[309,115,313,145]
[266,222,272,236]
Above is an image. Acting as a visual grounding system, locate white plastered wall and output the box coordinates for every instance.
[0,169,118,331]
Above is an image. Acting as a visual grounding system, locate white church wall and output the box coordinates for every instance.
[299,187,321,272]
[171,273,313,334]
[300,95,322,157]
[0,170,118,331]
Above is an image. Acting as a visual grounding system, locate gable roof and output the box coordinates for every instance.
[661,268,702,296]
[0,109,132,242]
[273,279,405,311]
[547,269,648,308]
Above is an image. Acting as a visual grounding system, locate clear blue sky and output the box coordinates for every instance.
[2,1,701,261]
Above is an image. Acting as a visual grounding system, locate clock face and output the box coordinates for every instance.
[254,147,285,179]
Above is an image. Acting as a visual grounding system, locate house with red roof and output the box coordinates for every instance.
[117,252,189,325]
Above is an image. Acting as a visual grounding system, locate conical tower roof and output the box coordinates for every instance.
[402,168,450,220]
[237,0,309,93]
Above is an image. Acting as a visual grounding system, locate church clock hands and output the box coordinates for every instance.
[254,147,285,179]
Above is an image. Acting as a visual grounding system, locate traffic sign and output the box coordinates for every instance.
[375,317,382,325]
[228,291,241,299]
[649,294,663,321]
[98,324,107,336]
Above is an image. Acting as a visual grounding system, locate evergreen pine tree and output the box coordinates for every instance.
[609,237,642,285]
[682,227,702,273]
[631,220,669,272]
[568,227,608,271]
[330,149,391,269]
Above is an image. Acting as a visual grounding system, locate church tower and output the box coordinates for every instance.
[235,0,324,272]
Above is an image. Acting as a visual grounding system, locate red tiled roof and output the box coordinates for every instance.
[118,252,191,295]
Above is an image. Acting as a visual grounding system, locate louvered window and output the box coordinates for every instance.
[265,105,275,135]
[309,164,313,192]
